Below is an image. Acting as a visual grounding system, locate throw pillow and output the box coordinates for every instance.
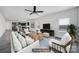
[25,36,34,45]
[12,32,22,52]
[60,33,71,45]
[15,32,27,48]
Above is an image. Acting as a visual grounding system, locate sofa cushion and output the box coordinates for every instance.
[55,31,67,38]
[12,32,22,52]
[49,39,61,47]
[15,32,27,48]
[25,36,34,45]
[60,33,71,45]
[24,28,30,34]
[19,31,26,38]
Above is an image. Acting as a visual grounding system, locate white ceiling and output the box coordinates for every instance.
[0,6,76,21]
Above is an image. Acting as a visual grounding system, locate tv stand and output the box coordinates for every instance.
[40,29,54,36]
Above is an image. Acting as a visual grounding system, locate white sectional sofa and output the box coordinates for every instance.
[17,40,39,53]
[11,31,39,53]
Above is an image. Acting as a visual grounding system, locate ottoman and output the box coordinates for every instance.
[43,32,49,37]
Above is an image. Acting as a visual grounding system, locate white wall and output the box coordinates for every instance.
[0,13,7,37]
[6,21,12,30]
[34,7,78,32]
[77,7,79,27]
[76,7,79,42]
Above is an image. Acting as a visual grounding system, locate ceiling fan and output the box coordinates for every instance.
[25,6,43,15]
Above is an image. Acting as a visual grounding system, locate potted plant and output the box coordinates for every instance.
[67,24,77,42]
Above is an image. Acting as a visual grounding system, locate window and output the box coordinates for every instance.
[59,18,70,30]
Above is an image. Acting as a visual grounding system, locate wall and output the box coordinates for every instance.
[6,21,12,30]
[0,13,11,53]
[0,13,7,37]
[77,7,79,27]
[34,7,78,32]
[76,7,79,42]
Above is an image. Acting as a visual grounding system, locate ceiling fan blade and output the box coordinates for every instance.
[30,12,38,15]
[36,11,43,13]
[25,9,32,12]
[30,12,33,15]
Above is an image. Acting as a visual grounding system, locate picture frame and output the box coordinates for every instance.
[31,22,35,28]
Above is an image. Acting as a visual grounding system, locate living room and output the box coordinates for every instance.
[0,6,79,53]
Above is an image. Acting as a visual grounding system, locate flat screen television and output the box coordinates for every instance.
[20,23,26,26]
[43,24,50,29]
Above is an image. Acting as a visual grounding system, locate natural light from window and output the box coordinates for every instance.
[59,18,70,25]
